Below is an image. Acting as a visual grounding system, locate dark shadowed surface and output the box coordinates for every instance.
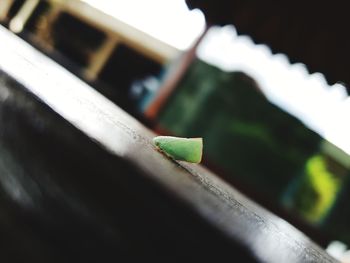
[186,0,350,92]
[0,26,337,263]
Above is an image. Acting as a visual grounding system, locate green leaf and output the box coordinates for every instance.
[153,136,203,163]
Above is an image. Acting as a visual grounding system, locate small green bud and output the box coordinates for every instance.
[153,136,203,163]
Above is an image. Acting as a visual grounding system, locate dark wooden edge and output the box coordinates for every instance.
[0,25,337,263]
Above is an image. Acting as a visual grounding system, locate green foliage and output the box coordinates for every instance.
[289,155,341,223]
[158,59,321,199]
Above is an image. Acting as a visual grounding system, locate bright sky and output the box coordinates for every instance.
[197,26,350,156]
[82,0,206,50]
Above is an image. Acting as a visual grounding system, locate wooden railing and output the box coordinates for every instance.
[0,25,337,263]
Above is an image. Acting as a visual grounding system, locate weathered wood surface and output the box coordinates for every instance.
[0,26,337,262]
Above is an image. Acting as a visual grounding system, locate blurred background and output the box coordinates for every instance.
[1,0,350,261]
